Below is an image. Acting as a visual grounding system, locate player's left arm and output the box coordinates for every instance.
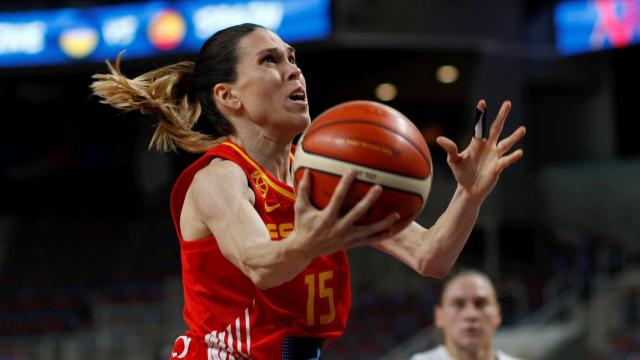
[373,100,526,277]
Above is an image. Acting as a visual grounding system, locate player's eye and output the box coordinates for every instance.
[474,299,488,310]
[262,55,276,63]
[288,56,297,64]
[452,300,464,310]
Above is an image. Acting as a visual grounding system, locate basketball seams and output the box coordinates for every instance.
[293,167,424,226]
[298,131,431,181]
[303,119,431,165]
[293,166,426,201]
[293,145,432,207]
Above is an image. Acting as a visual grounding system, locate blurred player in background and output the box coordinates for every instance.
[410,270,521,360]
[91,23,525,359]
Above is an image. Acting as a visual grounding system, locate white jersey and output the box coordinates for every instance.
[410,345,522,360]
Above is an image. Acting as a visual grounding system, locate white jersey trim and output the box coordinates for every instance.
[205,302,254,360]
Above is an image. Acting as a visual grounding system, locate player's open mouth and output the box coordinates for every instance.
[288,88,306,103]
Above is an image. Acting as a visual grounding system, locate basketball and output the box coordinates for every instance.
[292,100,433,233]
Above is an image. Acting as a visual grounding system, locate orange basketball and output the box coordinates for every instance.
[292,100,433,233]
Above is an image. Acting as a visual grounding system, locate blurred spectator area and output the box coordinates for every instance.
[0,217,178,337]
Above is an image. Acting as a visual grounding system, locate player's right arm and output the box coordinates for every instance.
[189,160,398,289]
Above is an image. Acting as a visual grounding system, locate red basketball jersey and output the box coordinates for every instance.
[168,141,351,360]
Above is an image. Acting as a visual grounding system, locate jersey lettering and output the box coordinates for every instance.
[265,222,294,240]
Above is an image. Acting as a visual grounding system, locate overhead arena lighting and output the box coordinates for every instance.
[435,65,459,84]
[375,83,398,102]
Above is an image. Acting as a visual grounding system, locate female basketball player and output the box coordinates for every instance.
[91,23,525,360]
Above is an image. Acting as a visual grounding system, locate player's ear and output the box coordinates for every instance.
[213,83,241,111]
[434,305,444,328]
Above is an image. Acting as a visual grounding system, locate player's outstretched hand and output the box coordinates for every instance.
[435,100,526,203]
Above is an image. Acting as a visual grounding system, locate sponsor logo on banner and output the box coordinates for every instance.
[103,15,138,46]
[0,21,46,55]
[148,9,186,51]
[59,27,99,59]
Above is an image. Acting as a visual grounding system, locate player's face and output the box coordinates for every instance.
[232,28,310,137]
[435,275,502,354]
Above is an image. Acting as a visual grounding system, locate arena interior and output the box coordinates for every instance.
[1,0,639,359]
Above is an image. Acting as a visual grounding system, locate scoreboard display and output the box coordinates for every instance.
[0,0,331,68]
[555,0,640,55]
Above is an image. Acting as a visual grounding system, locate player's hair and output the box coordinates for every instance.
[438,268,496,305]
[90,23,265,153]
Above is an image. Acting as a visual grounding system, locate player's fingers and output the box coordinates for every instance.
[473,100,487,139]
[497,126,526,154]
[436,136,461,163]
[489,100,511,143]
[499,149,524,169]
[325,170,356,219]
[339,185,383,225]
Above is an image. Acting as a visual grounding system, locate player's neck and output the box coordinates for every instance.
[229,131,293,185]
[445,341,496,360]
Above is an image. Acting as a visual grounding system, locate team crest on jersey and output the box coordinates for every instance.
[251,170,281,213]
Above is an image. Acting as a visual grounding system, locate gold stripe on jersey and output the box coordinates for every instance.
[222,141,295,200]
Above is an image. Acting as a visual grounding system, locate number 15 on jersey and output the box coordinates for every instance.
[304,271,335,326]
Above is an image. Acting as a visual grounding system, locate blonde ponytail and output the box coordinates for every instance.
[90,54,223,153]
